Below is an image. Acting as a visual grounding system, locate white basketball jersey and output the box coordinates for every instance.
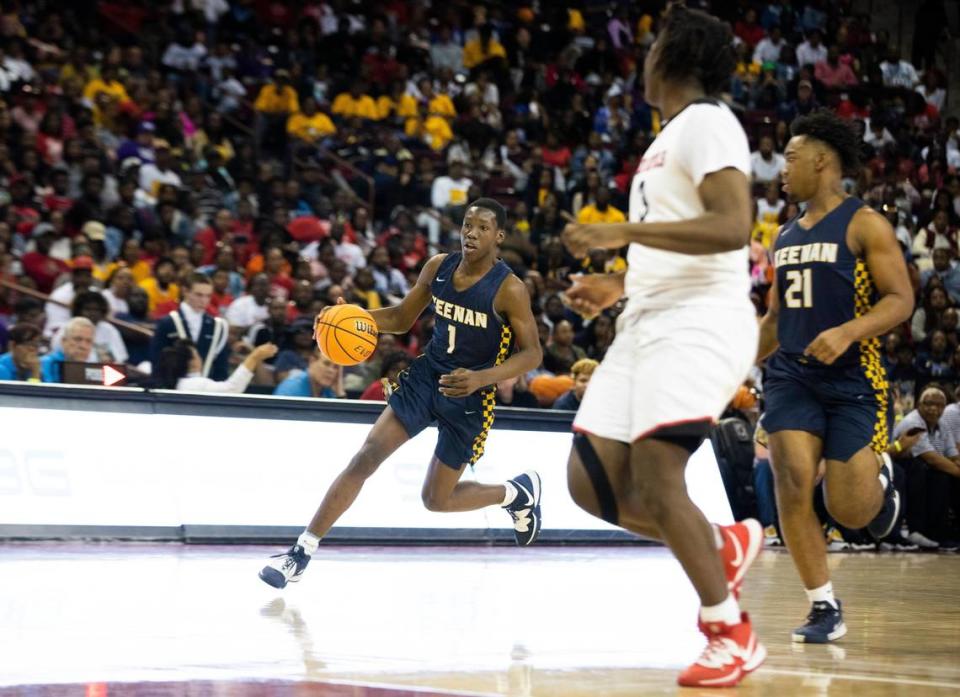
[624,99,752,313]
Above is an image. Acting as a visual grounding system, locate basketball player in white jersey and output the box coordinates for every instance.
[560,6,765,688]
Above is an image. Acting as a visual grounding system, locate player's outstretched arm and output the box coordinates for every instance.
[438,275,542,397]
[562,168,752,257]
[803,208,913,365]
[368,254,447,334]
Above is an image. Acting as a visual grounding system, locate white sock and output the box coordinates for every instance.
[805,582,838,609]
[501,481,518,507]
[297,531,320,556]
[699,594,741,626]
[712,524,724,550]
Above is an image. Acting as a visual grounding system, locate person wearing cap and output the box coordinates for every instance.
[138,139,182,199]
[80,221,112,282]
[44,255,96,338]
[151,271,230,381]
[116,121,156,164]
[0,323,43,382]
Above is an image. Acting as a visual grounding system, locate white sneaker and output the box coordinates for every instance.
[259,544,311,588]
[906,531,939,549]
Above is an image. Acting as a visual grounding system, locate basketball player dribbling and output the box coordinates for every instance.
[260,199,543,589]
[560,6,766,688]
[757,111,912,643]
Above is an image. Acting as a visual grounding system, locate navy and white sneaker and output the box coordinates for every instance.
[505,471,541,546]
[867,452,900,541]
[259,545,310,589]
[792,600,847,643]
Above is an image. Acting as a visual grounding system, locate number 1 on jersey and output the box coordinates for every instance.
[447,325,457,353]
[785,269,814,308]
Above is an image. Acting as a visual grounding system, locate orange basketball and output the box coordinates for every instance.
[315,304,379,366]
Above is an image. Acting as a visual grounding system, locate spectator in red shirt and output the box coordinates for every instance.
[42,168,75,213]
[194,208,236,265]
[207,268,234,316]
[21,227,68,294]
[734,8,765,48]
[262,246,294,299]
[541,130,571,169]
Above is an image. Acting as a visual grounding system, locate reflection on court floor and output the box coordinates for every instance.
[0,544,958,696]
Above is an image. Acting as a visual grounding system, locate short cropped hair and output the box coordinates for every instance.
[791,110,861,174]
[467,197,506,230]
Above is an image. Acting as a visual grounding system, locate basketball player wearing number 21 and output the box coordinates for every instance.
[560,7,766,688]
[260,198,543,589]
[757,112,913,644]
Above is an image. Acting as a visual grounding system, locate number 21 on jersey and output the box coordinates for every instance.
[784,269,813,308]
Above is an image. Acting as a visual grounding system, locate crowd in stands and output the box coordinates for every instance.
[0,2,957,543]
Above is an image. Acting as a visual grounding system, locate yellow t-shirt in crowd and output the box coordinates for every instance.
[287,112,337,142]
[428,94,456,118]
[254,84,299,114]
[138,277,180,313]
[331,93,379,120]
[104,260,153,284]
[82,78,129,105]
[577,204,627,225]
[463,37,507,69]
[377,93,418,120]
[424,115,453,151]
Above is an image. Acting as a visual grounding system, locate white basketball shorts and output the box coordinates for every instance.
[573,303,758,443]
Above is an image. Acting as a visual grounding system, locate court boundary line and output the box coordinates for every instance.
[760,666,960,690]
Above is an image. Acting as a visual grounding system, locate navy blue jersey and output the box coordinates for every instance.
[773,197,881,368]
[425,253,513,373]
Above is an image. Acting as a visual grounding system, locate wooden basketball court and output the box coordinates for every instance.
[0,544,957,695]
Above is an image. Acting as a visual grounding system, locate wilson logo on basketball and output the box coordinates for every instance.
[355,320,376,336]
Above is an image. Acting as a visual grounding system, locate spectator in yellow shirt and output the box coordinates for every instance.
[82,65,130,106]
[287,97,336,144]
[376,82,418,122]
[138,257,181,316]
[254,70,299,155]
[405,102,454,152]
[331,82,379,121]
[576,187,626,224]
[253,70,300,115]
[463,24,507,71]
[417,78,456,119]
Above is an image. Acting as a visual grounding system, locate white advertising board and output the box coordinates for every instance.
[0,405,732,537]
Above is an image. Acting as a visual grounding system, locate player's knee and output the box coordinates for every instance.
[348,441,385,479]
[421,488,449,512]
[771,461,814,504]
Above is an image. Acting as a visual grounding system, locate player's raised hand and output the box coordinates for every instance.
[439,368,484,397]
[803,325,854,365]
[562,273,625,319]
[313,297,346,340]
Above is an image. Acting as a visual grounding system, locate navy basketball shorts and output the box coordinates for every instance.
[387,356,496,469]
[763,351,891,462]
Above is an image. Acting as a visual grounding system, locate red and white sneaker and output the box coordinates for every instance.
[718,518,763,599]
[678,613,766,688]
